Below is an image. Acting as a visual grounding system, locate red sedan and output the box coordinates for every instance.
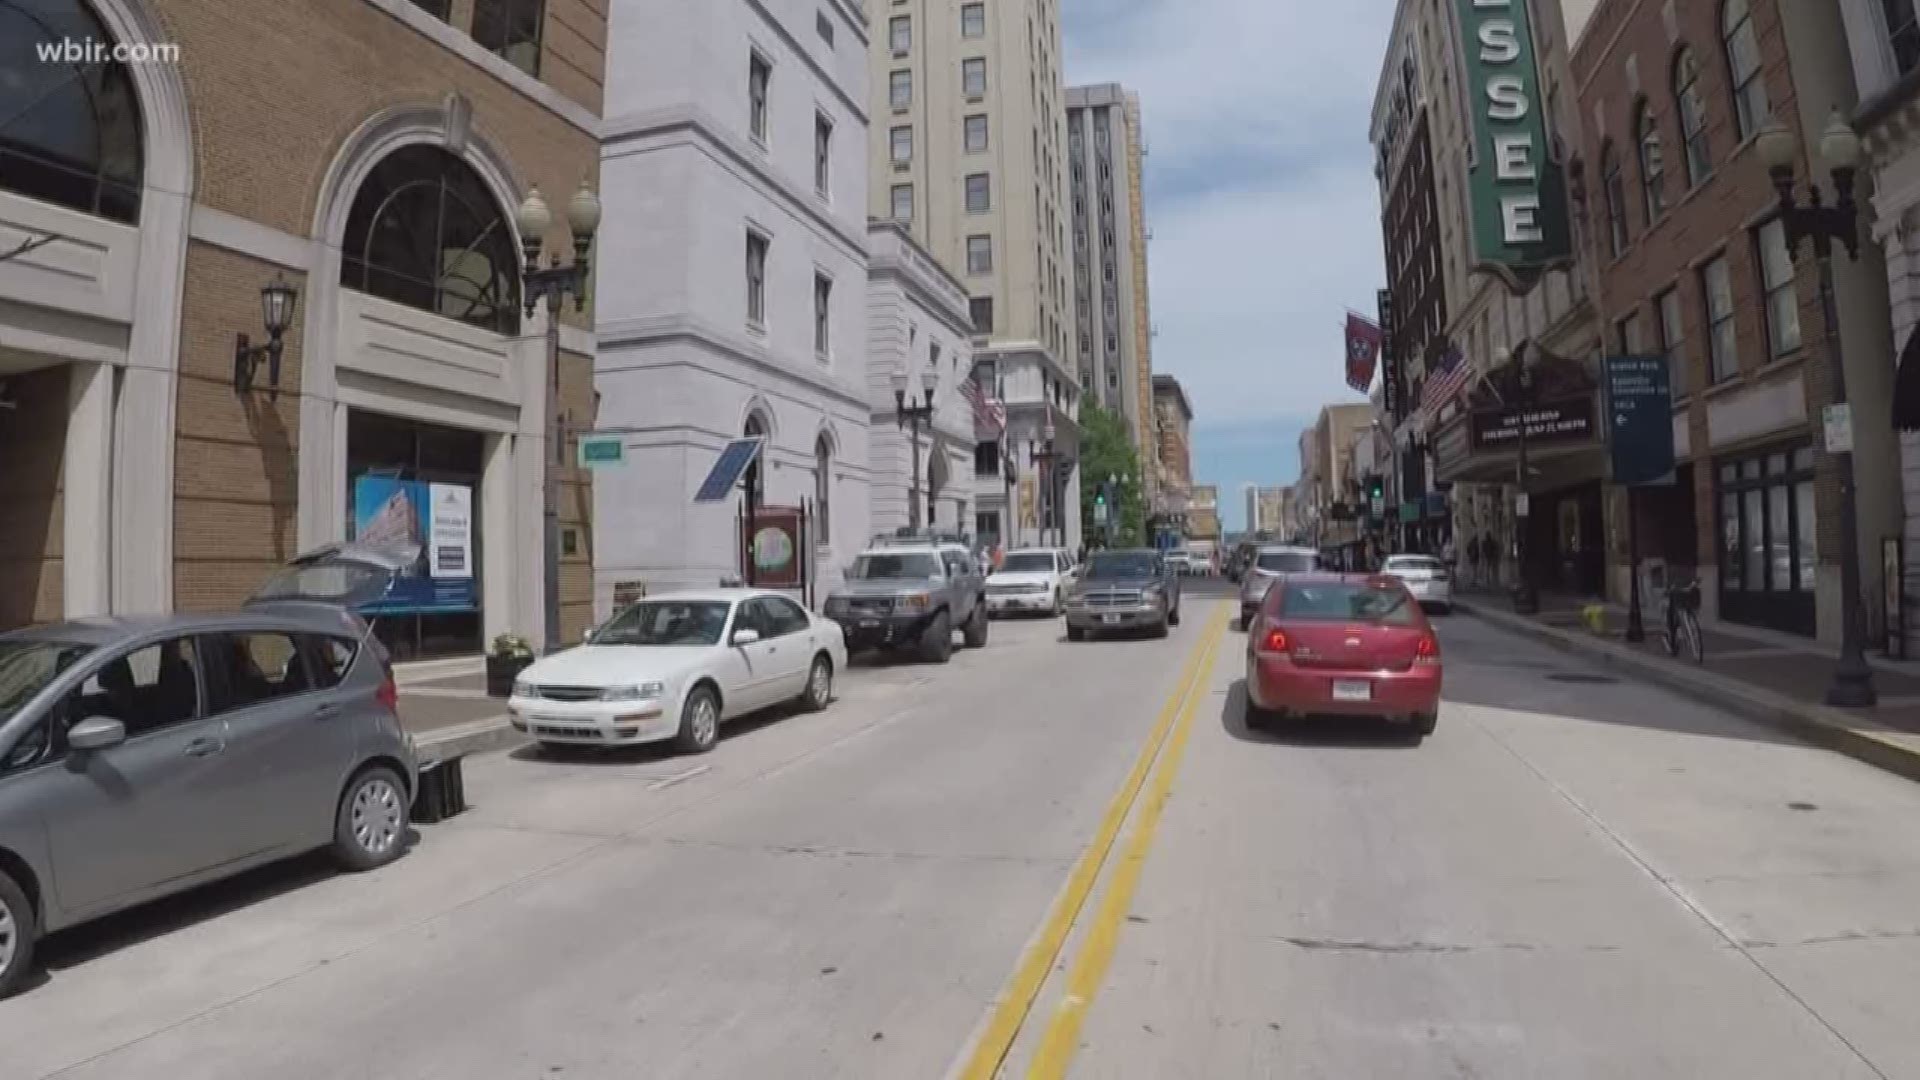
[1243,573,1442,739]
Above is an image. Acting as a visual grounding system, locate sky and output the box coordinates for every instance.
[1061,0,1395,533]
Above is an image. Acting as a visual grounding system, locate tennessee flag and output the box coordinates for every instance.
[1344,312,1383,393]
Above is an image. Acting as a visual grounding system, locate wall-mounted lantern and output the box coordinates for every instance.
[233,274,299,398]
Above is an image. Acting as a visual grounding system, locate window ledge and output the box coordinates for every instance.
[1752,350,1808,382]
[747,319,768,338]
[751,134,769,153]
[1702,375,1747,401]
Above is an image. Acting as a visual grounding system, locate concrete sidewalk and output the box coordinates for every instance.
[1455,592,1920,785]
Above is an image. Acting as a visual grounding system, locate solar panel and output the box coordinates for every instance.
[694,437,764,503]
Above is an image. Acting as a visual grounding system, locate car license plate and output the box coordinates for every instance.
[1102,613,1121,625]
[859,618,880,628]
[1332,679,1372,702]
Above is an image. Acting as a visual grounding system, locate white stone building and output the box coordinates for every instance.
[865,221,980,537]
[592,0,875,610]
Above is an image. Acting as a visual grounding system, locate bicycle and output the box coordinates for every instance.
[1659,580,1704,664]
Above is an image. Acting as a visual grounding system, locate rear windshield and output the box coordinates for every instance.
[1000,553,1056,573]
[1279,582,1418,625]
[1385,556,1445,572]
[1085,552,1159,579]
[851,553,941,580]
[1256,551,1318,573]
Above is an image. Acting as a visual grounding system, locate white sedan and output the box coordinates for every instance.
[508,589,847,754]
[1380,554,1454,613]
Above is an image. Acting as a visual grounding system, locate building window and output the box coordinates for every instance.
[0,0,144,223]
[749,53,772,144]
[408,0,451,18]
[890,183,913,221]
[1636,100,1666,220]
[965,114,990,152]
[472,0,544,76]
[745,231,769,327]
[1701,254,1737,382]
[1756,218,1801,358]
[1601,142,1628,257]
[967,234,993,274]
[970,296,995,335]
[890,69,912,109]
[890,15,910,54]
[814,112,832,196]
[1656,287,1686,384]
[1614,311,1643,354]
[1673,49,1711,185]
[816,10,834,46]
[342,145,522,334]
[812,272,832,358]
[965,172,991,212]
[962,2,986,38]
[1716,446,1816,619]
[1722,0,1769,139]
[963,57,988,97]
[815,434,834,542]
[1885,0,1920,76]
[890,125,913,164]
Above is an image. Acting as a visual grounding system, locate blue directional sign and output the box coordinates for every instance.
[1603,354,1675,486]
[694,437,765,503]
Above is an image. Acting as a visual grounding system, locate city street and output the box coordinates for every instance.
[5,583,1920,1078]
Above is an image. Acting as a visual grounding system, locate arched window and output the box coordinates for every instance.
[1636,100,1666,221]
[1673,49,1711,186]
[340,144,521,334]
[743,412,769,507]
[813,432,833,544]
[1722,0,1769,139]
[0,0,144,223]
[1600,141,1629,258]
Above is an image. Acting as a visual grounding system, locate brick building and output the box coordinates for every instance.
[0,0,605,655]
[1571,0,1899,643]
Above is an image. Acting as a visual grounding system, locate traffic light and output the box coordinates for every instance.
[1094,487,1107,508]
[1367,476,1384,502]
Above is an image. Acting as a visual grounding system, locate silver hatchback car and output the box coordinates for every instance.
[0,543,422,998]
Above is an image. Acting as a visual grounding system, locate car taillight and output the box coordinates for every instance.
[1258,628,1289,655]
[377,666,399,712]
[1415,635,1440,664]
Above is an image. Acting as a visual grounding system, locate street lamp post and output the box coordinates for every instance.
[893,363,938,529]
[1105,472,1118,547]
[1031,418,1060,548]
[1498,345,1540,616]
[514,182,601,654]
[1758,113,1876,708]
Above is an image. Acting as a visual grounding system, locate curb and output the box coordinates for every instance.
[1455,599,1920,785]
[413,715,524,761]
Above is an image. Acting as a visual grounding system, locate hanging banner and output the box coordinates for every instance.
[1452,0,1572,286]
[352,475,478,614]
[1345,312,1383,393]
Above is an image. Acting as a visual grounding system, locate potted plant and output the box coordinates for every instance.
[485,633,535,698]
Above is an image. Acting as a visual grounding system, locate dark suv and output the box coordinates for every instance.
[1065,549,1182,640]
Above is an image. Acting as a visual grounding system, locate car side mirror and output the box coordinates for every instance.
[732,628,762,646]
[68,717,126,752]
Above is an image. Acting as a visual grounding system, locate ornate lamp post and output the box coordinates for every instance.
[893,362,938,529]
[515,181,601,653]
[1496,345,1539,616]
[1757,113,1876,708]
[1031,418,1060,548]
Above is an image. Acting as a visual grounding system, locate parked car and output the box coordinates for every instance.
[986,548,1074,617]
[823,533,987,661]
[508,589,846,755]
[1237,545,1322,629]
[1066,548,1182,640]
[1380,553,1453,613]
[0,542,423,999]
[1242,573,1441,740]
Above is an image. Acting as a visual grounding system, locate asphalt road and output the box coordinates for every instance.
[7,581,1920,1079]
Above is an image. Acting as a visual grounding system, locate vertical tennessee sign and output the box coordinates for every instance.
[1453,0,1572,287]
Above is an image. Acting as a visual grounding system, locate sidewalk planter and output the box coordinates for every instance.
[485,634,535,698]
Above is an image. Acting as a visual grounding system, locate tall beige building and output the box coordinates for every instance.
[1065,83,1156,505]
[869,0,1080,549]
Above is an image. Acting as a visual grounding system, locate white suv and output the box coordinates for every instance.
[986,548,1074,617]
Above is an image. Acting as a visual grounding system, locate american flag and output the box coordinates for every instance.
[959,376,1005,438]
[1419,345,1472,423]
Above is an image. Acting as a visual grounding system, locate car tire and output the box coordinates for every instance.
[800,654,834,712]
[676,685,722,753]
[919,611,954,663]
[963,604,990,648]
[1051,591,1064,617]
[1152,618,1171,639]
[1411,711,1438,738]
[1168,604,1182,627]
[0,868,35,1000]
[331,765,410,872]
[1067,624,1086,642]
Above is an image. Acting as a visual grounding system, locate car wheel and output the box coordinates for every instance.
[919,611,954,663]
[0,868,35,1000]
[331,765,409,872]
[1067,624,1086,642]
[1051,590,1064,617]
[676,685,722,753]
[1168,604,1182,627]
[1152,618,1171,639]
[1411,710,1438,737]
[963,604,990,648]
[801,654,833,712]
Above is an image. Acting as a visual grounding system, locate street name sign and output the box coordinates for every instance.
[1603,354,1675,486]
[576,434,625,469]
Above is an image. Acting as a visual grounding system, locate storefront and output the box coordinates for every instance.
[1714,442,1817,637]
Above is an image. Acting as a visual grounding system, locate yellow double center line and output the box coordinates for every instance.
[956,603,1230,1080]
